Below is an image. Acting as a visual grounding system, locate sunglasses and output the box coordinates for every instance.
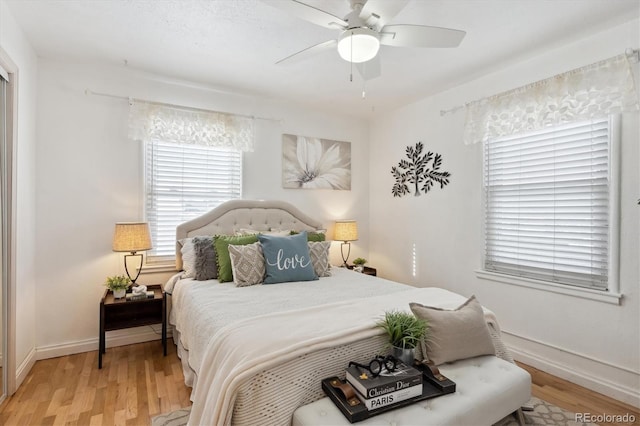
[349,355,398,378]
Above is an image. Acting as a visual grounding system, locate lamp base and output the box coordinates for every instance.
[340,242,351,268]
[124,252,144,285]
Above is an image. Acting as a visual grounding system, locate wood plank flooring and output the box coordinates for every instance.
[517,362,639,426]
[0,341,637,425]
[0,341,190,426]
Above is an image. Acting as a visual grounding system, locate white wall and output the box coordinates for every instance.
[369,20,640,407]
[0,0,38,388]
[33,60,370,358]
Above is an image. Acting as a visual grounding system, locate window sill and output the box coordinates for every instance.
[141,263,179,274]
[475,270,622,305]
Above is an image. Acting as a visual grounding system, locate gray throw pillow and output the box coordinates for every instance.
[192,236,217,281]
[409,295,495,365]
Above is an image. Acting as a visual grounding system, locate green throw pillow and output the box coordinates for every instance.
[214,234,259,282]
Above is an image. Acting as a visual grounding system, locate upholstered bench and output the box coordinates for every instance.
[292,355,531,426]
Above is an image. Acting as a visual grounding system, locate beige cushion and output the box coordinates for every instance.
[228,242,265,287]
[308,241,331,277]
[409,295,495,365]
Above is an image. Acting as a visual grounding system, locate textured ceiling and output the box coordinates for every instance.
[5,0,640,118]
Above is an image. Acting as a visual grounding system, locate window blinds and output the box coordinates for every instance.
[483,118,611,290]
[145,140,242,258]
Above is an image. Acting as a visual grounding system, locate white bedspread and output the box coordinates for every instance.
[170,268,409,382]
[187,286,487,426]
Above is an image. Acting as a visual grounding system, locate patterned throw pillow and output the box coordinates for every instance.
[228,242,265,287]
[308,241,331,277]
[258,231,318,284]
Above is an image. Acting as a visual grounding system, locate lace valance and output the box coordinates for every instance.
[128,101,254,151]
[463,54,639,145]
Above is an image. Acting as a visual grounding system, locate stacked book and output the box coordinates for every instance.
[345,361,423,411]
[125,290,154,301]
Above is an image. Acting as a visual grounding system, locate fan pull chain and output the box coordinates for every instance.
[350,30,353,82]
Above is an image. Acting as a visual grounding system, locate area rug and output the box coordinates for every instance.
[151,397,597,426]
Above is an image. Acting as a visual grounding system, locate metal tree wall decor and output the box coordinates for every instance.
[391,142,451,197]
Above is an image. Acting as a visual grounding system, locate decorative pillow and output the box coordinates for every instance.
[180,238,196,278]
[409,296,495,366]
[258,231,318,284]
[308,241,331,277]
[192,236,217,280]
[290,230,326,242]
[214,234,259,283]
[228,242,265,287]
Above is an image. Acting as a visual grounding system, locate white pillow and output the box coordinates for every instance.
[180,238,196,278]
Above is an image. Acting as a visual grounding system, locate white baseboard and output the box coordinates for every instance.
[16,347,36,390]
[36,325,172,360]
[504,331,640,409]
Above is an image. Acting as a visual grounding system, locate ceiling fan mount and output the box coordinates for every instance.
[265,0,466,80]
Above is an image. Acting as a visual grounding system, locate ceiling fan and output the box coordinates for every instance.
[264,0,466,80]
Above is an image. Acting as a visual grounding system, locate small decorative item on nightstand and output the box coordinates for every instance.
[352,257,367,273]
[104,275,131,299]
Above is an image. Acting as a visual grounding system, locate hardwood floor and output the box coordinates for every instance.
[517,362,639,426]
[0,341,637,425]
[0,341,190,426]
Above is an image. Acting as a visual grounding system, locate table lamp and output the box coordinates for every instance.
[112,222,152,293]
[334,220,358,267]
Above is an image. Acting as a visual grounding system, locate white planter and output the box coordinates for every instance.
[113,288,126,299]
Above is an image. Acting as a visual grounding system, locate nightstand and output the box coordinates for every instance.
[348,265,377,276]
[98,283,166,368]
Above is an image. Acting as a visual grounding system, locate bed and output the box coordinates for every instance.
[166,200,514,426]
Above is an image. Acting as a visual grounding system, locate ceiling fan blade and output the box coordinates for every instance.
[355,55,381,81]
[262,0,347,29]
[380,24,466,48]
[360,0,409,30]
[276,39,337,65]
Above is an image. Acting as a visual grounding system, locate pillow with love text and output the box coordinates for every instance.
[258,231,318,284]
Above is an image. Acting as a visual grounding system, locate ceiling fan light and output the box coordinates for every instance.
[337,27,380,63]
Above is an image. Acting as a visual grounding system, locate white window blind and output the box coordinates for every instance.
[483,117,614,290]
[145,140,241,259]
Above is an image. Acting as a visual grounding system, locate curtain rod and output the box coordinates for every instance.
[84,89,282,123]
[439,48,639,117]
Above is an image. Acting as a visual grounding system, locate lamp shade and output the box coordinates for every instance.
[337,27,380,63]
[334,220,358,242]
[112,222,152,253]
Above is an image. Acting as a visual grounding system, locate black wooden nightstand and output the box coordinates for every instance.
[98,283,166,368]
[348,265,377,276]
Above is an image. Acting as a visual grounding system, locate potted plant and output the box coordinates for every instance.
[105,275,131,299]
[352,257,367,272]
[376,310,427,366]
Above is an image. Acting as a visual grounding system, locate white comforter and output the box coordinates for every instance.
[170,268,409,382]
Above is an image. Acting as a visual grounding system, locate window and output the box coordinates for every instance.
[483,117,618,292]
[145,140,242,260]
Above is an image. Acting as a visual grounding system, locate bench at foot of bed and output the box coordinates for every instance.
[293,355,531,426]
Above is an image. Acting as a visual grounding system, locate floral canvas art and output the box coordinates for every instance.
[282,134,351,190]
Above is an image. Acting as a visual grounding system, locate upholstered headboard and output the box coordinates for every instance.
[175,199,324,270]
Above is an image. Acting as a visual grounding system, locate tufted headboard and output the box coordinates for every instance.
[175,199,324,270]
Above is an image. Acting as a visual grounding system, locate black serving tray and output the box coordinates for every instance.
[322,362,456,423]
